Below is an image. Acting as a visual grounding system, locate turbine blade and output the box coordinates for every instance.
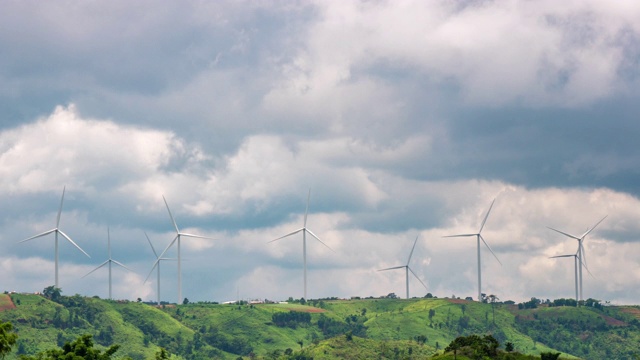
[549,255,574,259]
[145,232,159,258]
[409,267,428,291]
[112,259,133,272]
[478,199,495,233]
[155,235,179,261]
[576,252,595,279]
[378,265,406,271]
[179,232,216,240]
[56,186,66,228]
[144,260,160,283]
[304,189,310,228]
[443,234,477,238]
[480,235,502,265]
[19,229,57,242]
[107,227,111,259]
[58,230,90,258]
[305,229,335,252]
[580,241,588,269]
[82,261,109,278]
[580,215,608,239]
[163,195,180,233]
[407,235,419,265]
[268,228,304,243]
[547,227,580,240]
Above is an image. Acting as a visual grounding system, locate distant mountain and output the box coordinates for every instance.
[1,293,639,359]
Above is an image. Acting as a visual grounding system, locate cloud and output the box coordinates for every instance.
[0,2,640,305]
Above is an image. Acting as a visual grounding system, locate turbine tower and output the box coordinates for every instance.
[152,196,214,304]
[145,232,175,306]
[549,251,580,303]
[444,199,501,302]
[547,215,606,301]
[83,227,132,300]
[378,235,428,299]
[269,189,332,300]
[19,187,90,288]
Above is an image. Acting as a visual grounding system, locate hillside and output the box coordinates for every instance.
[0,293,639,359]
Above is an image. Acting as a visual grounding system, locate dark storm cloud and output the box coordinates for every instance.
[1,1,640,303]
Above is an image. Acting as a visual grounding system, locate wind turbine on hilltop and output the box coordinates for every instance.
[145,232,175,306]
[444,199,501,302]
[547,215,606,301]
[269,189,333,300]
[378,235,428,299]
[549,250,584,303]
[150,196,215,304]
[83,227,132,300]
[19,187,90,288]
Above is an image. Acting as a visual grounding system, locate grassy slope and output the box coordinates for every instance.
[3,294,640,359]
[301,335,436,360]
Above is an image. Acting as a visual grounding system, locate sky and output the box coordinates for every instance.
[1,0,640,305]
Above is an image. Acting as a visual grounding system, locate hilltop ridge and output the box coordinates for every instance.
[1,292,639,359]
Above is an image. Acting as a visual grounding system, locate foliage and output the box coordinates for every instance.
[445,334,500,357]
[41,287,61,303]
[539,352,561,360]
[0,322,17,359]
[19,335,122,360]
[3,294,640,359]
[271,311,311,328]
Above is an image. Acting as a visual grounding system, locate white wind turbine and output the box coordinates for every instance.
[547,215,606,301]
[269,189,333,299]
[444,199,501,302]
[145,232,175,306]
[378,235,428,299]
[150,196,215,304]
[549,251,581,303]
[19,187,90,288]
[83,227,132,300]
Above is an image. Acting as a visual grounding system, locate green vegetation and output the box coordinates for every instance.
[0,291,639,359]
[19,334,122,360]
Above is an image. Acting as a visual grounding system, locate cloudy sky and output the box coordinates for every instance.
[1,0,640,305]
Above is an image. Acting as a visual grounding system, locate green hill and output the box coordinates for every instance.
[1,292,639,359]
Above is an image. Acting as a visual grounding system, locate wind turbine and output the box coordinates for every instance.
[151,196,215,304]
[549,251,580,303]
[145,232,175,306]
[378,235,428,299]
[269,189,333,300]
[19,187,90,288]
[444,199,501,302]
[83,227,132,300]
[547,215,606,301]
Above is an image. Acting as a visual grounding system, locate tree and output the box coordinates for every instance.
[183,297,189,305]
[505,342,514,352]
[20,334,121,360]
[540,352,561,360]
[155,348,170,360]
[0,322,17,359]
[345,331,353,341]
[445,335,500,358]
[42,286,62,302]
[488,294,499,324]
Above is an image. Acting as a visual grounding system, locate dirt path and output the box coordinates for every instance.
[0,294,16,311]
